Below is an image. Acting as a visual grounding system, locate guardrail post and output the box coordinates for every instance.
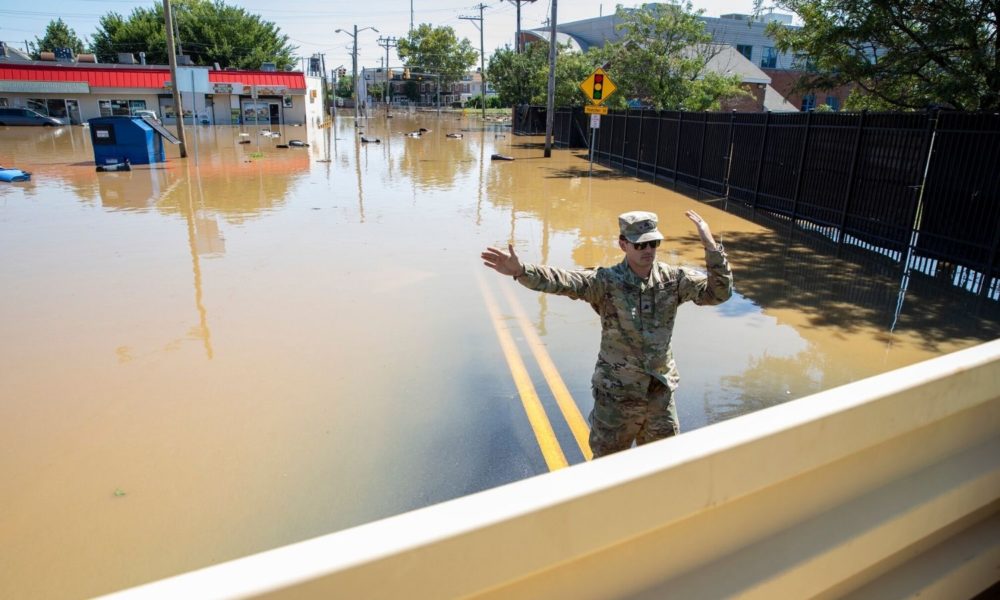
[791,110,814,224]
[836,110,867,246]
[751,111,771,213]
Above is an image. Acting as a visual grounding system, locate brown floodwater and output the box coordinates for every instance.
[1,115,997,598]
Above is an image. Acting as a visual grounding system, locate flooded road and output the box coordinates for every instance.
[1,114,998,598]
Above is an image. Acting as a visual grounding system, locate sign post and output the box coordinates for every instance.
[578,68,617,176]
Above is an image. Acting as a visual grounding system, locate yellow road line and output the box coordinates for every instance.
[477,273,568,471]
[500,284,593,461]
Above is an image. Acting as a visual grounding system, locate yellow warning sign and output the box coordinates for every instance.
[584,105,608,115]
[578,68,617,105]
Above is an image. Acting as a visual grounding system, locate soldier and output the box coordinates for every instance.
[481,210,732,458]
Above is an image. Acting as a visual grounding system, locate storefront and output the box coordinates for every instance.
[0,62,321,126]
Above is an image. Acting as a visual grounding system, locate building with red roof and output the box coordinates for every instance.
[0,59,323,126]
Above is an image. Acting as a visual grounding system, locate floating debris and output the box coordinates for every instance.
[96,159,131,172]
[0,166,32,182]
[361,136,381,144]
[446,133,463,139]
[490,154,515,161]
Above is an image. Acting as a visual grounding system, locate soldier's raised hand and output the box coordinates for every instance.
[685,210,719,251]
[482,244,524,277]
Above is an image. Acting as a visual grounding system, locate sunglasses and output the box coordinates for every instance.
[630,239,661,250]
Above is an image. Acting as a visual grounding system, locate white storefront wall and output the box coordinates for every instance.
[1,67,314,126]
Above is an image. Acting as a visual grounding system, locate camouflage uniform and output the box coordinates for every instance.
[516,244,732,457]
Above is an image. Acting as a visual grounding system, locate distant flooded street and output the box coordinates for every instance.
[2,115,997,598]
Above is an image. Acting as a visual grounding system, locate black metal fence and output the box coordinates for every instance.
[513,105,1000,300]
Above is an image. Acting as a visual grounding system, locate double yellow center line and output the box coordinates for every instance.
[477,271,593,471]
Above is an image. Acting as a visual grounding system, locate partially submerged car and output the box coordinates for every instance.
[0,107,63,126]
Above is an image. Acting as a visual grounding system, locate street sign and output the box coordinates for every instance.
[590,114,601,128]
[578,67,617,105]
[584,105,608,115]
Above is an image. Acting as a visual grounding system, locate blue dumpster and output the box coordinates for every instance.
[88,116,180,166]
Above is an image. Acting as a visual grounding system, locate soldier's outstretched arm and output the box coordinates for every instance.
[679,211,733,305]
[480,244,602,303]
[482,244,523,277]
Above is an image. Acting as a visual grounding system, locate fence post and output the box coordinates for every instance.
[696,112,708,192]
[902,109,939,277]
[673,111,683,184]
[751,111,771,212]
[836,111,867,246]
[636,109,645,177]
[652,111,662,183]
[982,209,1000,299]
[724,110,736,199]
[620,108,629,168]
[607,109,615,165]
[791,110,814,223]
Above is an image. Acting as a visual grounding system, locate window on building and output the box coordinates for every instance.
[801,93,816,111]
[26,98,69,118]
[98,99,146,117]
[760,47,778,69]
[736,44,753,61]
[826,95,840,111]
[0,97,8,107]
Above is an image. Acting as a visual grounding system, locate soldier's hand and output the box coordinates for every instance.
[685,210,719,251]
[482,244,524,277]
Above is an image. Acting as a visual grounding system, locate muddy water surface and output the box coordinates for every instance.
[1,115,997,598]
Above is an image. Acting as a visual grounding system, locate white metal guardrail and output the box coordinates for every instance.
[102,339,1000,599]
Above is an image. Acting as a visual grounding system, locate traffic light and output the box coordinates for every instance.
[593,73,604,100]
[403,68,410,79]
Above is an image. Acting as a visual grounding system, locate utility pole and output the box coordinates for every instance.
[377,36,398,117]
[410,0,414,34]
[460,4,487,123]
[507,0,538,53]
[336,25,379,124]
[543,0,557,157]
[163,0,187,157]
[318,53,329,123]
[352,26,359,122]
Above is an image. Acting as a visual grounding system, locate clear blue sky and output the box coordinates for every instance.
[1,1,759,72]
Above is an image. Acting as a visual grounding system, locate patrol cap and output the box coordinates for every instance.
[618,211,664,243]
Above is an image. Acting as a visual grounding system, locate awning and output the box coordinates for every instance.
[0,80,90,94]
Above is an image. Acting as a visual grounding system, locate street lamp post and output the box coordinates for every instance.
[336,25,379,124]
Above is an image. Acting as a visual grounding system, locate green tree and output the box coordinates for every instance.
[486,41,596,107]
[600,3,745,110]
[90,0,296,70]
[398,24,478,91]
[335,75,354,98]
[32,18,87,59]
[486,43,548,106]
[758,0,1000,111]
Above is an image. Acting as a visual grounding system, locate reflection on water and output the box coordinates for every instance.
[1,117,997,598]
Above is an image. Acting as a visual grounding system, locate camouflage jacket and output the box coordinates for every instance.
[517,247,732,394]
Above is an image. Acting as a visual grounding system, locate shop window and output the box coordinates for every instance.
[99,99,145,117]
[760,47,778,69]
[736,44,753,61]
[801,94,816,111]
[0,97,8,107]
